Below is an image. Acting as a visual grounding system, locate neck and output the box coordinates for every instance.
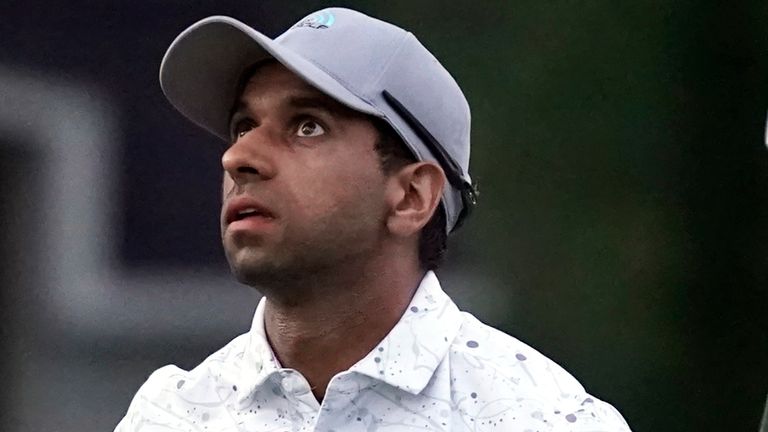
[262,253,424,402]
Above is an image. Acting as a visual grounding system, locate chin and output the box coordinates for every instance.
[226,247,296,287]
[226,250,271,284]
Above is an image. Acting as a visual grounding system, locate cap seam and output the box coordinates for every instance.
[300,55,380,114]
[368,30,411,101]
[289,31,410,115]
[372,32,428,162]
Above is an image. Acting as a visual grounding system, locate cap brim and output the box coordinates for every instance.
[160,16,380,142]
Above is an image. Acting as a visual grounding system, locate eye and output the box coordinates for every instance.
[296,119,325,137]
[230,119,255,141]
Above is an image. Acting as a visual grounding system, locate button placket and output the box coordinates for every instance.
[281,370,320,408]
[313,372,373,431]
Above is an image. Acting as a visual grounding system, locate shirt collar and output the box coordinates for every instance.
[236,297,282,403]
[349,271,463,394]
[237,271,462,401]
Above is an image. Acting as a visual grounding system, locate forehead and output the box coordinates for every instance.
[233,61,361,118]
[243,61,312,93]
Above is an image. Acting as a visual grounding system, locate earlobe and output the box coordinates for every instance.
[385,162,445,237]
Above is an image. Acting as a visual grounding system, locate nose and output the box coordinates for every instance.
[221,128,276,186]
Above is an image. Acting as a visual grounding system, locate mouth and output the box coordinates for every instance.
[225,199,276,226]
[231,207,272,222]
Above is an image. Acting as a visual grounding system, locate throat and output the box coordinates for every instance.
[266,307,381,401]
[262,283,416,399]
[260,263,425,400]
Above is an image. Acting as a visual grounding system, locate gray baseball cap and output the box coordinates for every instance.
[160,7,475,232]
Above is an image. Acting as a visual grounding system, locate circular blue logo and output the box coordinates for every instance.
[293,11,335,29]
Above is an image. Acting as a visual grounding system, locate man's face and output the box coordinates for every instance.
[221,62,389,288]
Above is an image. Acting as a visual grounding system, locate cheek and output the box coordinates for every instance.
[222,174,235,199]
[220,174,235,234]
[288,154,386,218]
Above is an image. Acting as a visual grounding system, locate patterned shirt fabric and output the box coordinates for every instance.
[115,272,631,431]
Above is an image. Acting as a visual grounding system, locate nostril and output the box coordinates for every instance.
[237,166,260,175]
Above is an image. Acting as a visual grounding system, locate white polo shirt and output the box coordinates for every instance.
[115,272,631,431]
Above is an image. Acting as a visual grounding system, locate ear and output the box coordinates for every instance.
[385,162,445,237]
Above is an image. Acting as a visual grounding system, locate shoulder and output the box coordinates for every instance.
[450,311,585,395]
[445,311,631,431]
[113,333,250,432]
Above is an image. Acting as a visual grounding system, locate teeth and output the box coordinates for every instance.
[238,208,259,216]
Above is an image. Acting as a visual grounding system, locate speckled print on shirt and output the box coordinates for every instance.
[115,272,631,431]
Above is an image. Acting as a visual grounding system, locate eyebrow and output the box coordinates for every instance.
[287,94,346,115]
[229,90,355,124]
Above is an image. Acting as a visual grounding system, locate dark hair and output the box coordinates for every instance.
[371,119,447,271]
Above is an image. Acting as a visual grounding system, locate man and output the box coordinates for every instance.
[115,7,631,432]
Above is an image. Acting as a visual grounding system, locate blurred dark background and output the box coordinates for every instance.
[1,1,767,431]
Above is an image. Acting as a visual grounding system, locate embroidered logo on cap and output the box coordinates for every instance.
[293,11,335,29]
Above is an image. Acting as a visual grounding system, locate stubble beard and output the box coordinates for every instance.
[224,213,385,303]
[226,242,333,296]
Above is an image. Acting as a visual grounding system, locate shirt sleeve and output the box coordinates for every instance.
[542,359,632,431]
[112,365,182,432]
